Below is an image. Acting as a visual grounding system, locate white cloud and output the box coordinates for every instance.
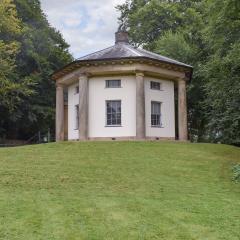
[40,0,125,59]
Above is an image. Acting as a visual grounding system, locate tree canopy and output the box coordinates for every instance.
[117,0,240,144]
[0,0,73,140]
[0,0,239,145]
[0,0,32,124]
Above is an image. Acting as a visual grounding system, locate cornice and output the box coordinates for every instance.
[52,57,193,81]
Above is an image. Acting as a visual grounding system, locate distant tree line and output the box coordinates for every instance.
[0,0,72,141]
[117,0,240,145]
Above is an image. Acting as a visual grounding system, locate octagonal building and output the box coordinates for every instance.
[52,31,192,141]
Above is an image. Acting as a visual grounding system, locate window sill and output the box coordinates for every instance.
[150,89,164,91]
[105,125,122,127]
[151,126,164,128]
[105,87,122,89]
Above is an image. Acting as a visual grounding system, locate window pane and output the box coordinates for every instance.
[150,81,161,90]
[106,100,121,126]
[152,102,161,114]
[106,80,121,88]
[156,115,160,125]
[117,103,121,112]
[107,119,111,125]
[116,118,121,125]
[151,102,161,126]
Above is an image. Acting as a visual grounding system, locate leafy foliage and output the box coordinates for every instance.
[0,0,73,140]
[0,0,34,135]
[117,0,240,144]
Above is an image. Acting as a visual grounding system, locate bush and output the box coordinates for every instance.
[232,164,240,182]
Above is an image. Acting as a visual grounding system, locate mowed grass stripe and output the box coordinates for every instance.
[0,142,239,239]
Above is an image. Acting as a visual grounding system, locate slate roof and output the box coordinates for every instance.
[77,42,192,68]
[52,32,193,80]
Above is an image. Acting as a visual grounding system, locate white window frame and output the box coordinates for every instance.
[105,79,121,88]
[151,101,162,127]
[105,100,122,127]
[150,81,161,90]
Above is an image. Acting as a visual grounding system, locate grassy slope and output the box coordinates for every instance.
[0,142,239,240]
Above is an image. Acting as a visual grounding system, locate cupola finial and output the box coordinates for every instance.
[115,24,129,44]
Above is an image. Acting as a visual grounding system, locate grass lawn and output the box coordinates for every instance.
[0,141,240,240]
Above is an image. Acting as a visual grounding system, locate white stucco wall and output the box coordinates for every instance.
[68,83,79,140]
[145,77,175,138]
[67,75,175,140]
[88,76,136,138]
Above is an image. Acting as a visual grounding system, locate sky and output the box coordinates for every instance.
[40,0,126,59]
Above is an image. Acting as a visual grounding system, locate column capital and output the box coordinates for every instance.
[177,77,188,83]
[78,72,90,80]
[178,79,187,87]
[135,71,144,77]
[56,82,64,88]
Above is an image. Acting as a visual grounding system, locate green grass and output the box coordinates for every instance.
[0,141,240,240]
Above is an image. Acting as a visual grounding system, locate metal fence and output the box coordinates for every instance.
[0,130,55,147]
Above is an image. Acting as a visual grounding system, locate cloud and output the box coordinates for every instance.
[40,0,126,59]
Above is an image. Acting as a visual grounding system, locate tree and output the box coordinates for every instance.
[0,0,73,140]
[117,0,240,144]
[202,0,240,144]
[0,0,33,137]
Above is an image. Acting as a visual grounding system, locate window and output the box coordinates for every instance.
[75,104,79,129]
[106,80,121,88]
[150,81,161,90]
[106,100,121,126]
[75,85,79,94]
[151,101,162,127]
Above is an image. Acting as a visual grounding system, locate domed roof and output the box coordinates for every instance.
[77,42,191,68]
[52,31,192,80]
